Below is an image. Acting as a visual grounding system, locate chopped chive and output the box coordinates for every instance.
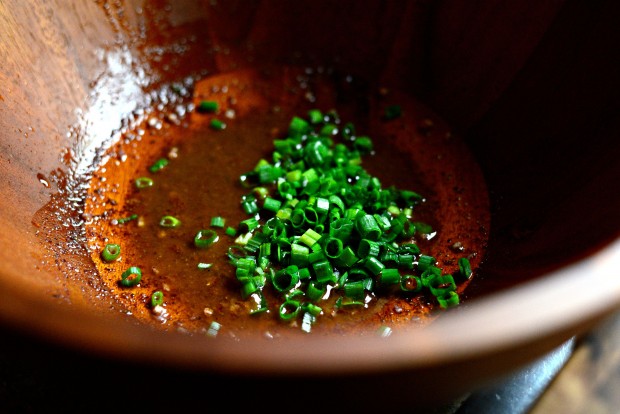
[272,265,300,292]
[262,197,282,213]
[159,215,181,228]
[344,280,367,300]
[149,158,169,173]
[197,100,218,113]
[134,177,154,189]
[418,254,436,272]
[299,228,321,247]
[378,268,400,286]
[151,291,164,307]
[353,136,373,154]
[194,229,219,248]
[238,217,259,233]
[101,243,121,262]
[288,116,309,136]
[116,214,138,224]
[226,110,469,330]
[279,299,301,321]
[210,216,226,228]
[306,280,326,301]
[308,109,323,124]
[120,266,142,287]
[400,275,423,293]
[437,291,460,308]
[209,118,226,130]
[413,221,433,234]
[458,257,473,279]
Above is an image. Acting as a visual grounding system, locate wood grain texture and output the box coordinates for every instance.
[0,1,618,406]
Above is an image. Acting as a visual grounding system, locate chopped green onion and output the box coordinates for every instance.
[226,110,469,330]
[353,136,373,154]
[290,243,310,267]
[308,109,323,124]
[357,239,380,258]
[194,229,219,248]
[458,257,473,279]
[279,299,301,321]
[344,280,367,300]
[356,214,382,241]
[101,243,121,262]
[437,291,460,308]
[134,177,153,189]
[323,237,343,260]
[333,246,358,268]
[378,268,400,286]
[299,228,321,247]
[120,266,142,287]
[413,221,433,234]
[116,214,138,224]
[364,256,385,276]
[210,216,226,228]
[429,274,456,297]
[313,260,337,284]
[306,280,326,301]
[238,217,259,233]
[262,197,282,213]
[421,266,441,287]
[418,254,435,272]
[303,303,322,317]
[288,116,309,137]
[197,100,218,113]
[228,245,247,262]
[209,118,226,130]
[149,158,169,173]
[400,275,423,293]
[271,265,300,292]
[159,215,181,228]
[151,291,164,307]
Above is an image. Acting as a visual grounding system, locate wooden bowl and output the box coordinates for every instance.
[1,0,619,409]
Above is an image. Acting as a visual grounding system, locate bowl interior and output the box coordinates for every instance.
[1,0,620,406]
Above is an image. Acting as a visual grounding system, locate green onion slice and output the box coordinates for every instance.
[101,243,121,262]
[151,291,164,307]
[120,266,142,287]
[149,158,169,173]
[210,216,226,228]
[159,215,181,228]
[194,229,219,248]
[134,177,154,189]
[197,100,218,113]
[209,118,226,130]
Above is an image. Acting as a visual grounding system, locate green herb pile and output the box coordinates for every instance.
[228,109,472,332]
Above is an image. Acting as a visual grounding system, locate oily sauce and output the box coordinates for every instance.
[84,67,490,340]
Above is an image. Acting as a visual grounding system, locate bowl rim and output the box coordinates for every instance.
[2,236,619,376]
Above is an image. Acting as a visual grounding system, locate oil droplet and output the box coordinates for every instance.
[37,173,50,188]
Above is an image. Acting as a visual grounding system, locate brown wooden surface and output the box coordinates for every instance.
[1,1,620,410]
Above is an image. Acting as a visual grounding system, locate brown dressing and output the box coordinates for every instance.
[84,67,490,340]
